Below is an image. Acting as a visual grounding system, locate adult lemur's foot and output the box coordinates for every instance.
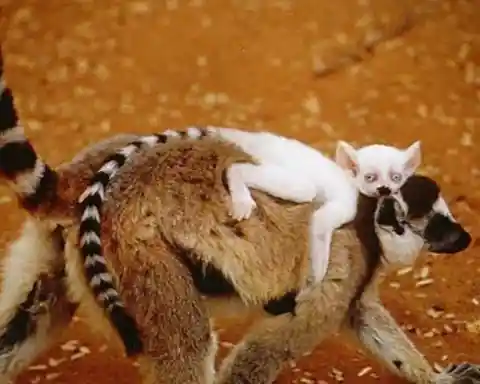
[435,363,480,383]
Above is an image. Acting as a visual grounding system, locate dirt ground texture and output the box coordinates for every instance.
[0,0,479,382]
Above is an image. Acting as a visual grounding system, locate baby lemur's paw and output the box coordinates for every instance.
[230,194,257,221]
[435,363,480,384]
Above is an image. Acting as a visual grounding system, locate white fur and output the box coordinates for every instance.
[99,160,121,175]
[81,205,101,222]
[336,141,422,197]
[202,329,218,384]
[164,129,180,138]
[433,195,454,220]
[376,225,424,267]
[78,182,105,203]
[205,126,359,284]
[186,127,203,139]
[85,254,107,267]
[0,126,25,145]
[0,220,57,323]
[80,231,101,247]
[119,145,138,158]
[0,220,62,379]
[12,159,45,196]
[140,135,162,146]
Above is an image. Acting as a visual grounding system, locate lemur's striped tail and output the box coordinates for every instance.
[77,127,211,356]
[0,49,58,212]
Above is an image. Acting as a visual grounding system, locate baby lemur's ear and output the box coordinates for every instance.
[403,141,421,175]
[376,196,405,235]
[335,141,359,176]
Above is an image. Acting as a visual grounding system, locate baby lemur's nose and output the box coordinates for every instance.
[377,186,391,196]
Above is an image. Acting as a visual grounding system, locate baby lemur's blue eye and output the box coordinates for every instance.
[364,173,378,183]
[390,172,403,183]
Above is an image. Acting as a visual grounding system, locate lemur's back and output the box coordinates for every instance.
[101,138,314,304]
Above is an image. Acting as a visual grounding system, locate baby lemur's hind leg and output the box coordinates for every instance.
[350,296,436,383]
[216,237,358,384]
[308,199,357,285]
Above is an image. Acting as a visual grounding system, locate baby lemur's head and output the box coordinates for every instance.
[374,175,471,266]
[335,140,422,197]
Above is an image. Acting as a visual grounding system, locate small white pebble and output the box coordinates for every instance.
[61,340,79,351]
[299,377,315,383]
[79,346,91,355]
[46,372,61,380]
[466,319,480,334]
[423,331,435,338]
[397,267,412,276]
[426,307,443,319]
[28,364,48,371]
[70,352,86,361]
[48,358,66,367]
[357,366,372,377]
[443,324,453,333]
[418,266,430,279]
[416,278,434,287]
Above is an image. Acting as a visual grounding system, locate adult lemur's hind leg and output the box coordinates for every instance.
[216,238,358,384]
[0,221,77,381]
[68,232,217,384]
[121,246,217,384]
[138,331,217,384]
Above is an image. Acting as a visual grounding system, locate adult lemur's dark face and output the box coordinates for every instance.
[376,175,471,259]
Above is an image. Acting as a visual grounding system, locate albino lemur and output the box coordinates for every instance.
[77,126,422,325]
[0,137,474,384]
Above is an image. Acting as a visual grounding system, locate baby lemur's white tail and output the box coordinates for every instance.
[77,127,212,355]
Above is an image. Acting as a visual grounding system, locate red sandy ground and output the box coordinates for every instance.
[0,0,479,382]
